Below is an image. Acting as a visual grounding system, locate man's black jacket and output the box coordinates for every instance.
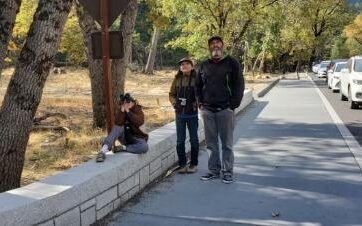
[196,55,245,111]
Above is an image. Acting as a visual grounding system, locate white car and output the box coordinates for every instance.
[328,62,347,92]
[317,61,331,78]
[312,63,320,74]
[340,56,362,109]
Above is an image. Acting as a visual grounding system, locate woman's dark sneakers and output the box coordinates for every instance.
[178,166,188,174]
[187,165,197,173]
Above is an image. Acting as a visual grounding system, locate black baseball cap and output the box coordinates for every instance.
[178,57,194,66]
[208,36,224,45]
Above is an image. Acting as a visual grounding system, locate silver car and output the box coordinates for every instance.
[317,61,331,78]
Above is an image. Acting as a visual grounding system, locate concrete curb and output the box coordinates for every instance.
[0,90,254,226]
[256,78,280,98]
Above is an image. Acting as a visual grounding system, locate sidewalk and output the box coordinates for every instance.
[108,79,362,226]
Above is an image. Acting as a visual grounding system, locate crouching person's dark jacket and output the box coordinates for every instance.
[115,104,148,144]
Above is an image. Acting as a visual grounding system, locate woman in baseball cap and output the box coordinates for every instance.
[169,57,199,174]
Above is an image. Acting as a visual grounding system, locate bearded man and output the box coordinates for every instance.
[196,36,245,184]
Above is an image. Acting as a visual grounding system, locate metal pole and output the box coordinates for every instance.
[100,0,114,133]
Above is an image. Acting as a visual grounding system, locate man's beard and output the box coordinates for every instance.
[211,48,222,59]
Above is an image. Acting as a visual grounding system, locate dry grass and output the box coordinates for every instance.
[0,67,278,186]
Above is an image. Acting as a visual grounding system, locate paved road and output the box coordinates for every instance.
[108,79,362,226]
[310,74,362,146]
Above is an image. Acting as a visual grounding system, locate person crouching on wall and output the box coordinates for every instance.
[96,93,148,162]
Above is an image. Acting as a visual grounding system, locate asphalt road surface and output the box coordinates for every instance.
[310,74,362,146]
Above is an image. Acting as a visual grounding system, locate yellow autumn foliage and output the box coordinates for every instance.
[345,13,362,45]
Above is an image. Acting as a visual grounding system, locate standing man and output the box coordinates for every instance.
[196,36,244,184]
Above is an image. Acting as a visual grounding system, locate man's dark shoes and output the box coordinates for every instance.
[200,173,219,181]
[222,174,234,184]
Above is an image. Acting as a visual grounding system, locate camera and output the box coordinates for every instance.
[179,98,187,106]
[119,93,134,103]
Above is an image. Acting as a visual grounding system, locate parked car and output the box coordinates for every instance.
[340,56,362,109]
[326,59,348,81]
[327,59,348,71]
[327,61,347,92]
[317,61,331,78]
[312,63,320,74]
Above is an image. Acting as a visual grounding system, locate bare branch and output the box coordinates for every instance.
[33,112,68,124]
[190,0,219,26]
[260,0,279,9]
[32,125,70,132]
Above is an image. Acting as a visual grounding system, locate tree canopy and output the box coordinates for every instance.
[5,0,362,70]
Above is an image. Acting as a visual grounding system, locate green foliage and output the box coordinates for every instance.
[163,0,286,61]
[12,0,358,69]
[59,7,86,64]
[13,0,38,39]
[146,0,170,29]
[132,0,188,67]
[330,36,350,59]
[12,1,85,65]
[345,12,362,46]
[346,38,362,56]
[159,0,358,71]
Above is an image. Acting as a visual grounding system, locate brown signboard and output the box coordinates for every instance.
[79,0,129,26]
[91,31,124,59]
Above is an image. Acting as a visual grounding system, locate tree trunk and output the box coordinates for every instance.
[76,3,105,128]
[309,46,317,68]
[252,51,263,79]
[230,19,252,57]
[243,41,249,75]
[0,0,22,78]
[296,59,300,79]
[144,26,160,74]
[111,0,138,109]
[0,0,72,192]
[159,46,163,70]
[258,50,266,75]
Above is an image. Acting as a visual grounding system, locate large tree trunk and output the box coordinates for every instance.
[309,47,317,68]
[0,0,22,78]
[111,0,138,108]
[76,3,105,128]
[252,51,263,78]
[0,0,72,192]
[144,26,160,74]
[258,50,266,75]
[243,41,249,75]
[230,19,252,57]
[296,59,300,79]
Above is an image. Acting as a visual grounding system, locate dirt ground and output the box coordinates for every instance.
[0,67,278,186]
